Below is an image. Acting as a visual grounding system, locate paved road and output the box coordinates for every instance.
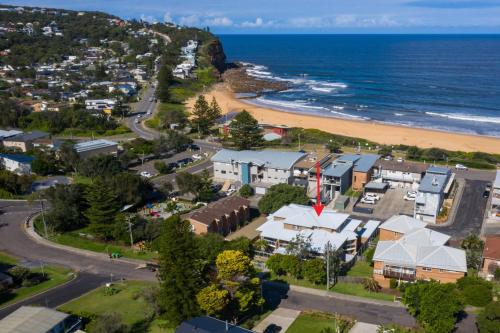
[0,273,107,319]
[126,85,159,140]
[430,179,490,240]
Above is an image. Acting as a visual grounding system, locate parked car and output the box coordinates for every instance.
[210,184,223,192]
[189,144,200,151]
[364,193,380,201]
[407,190,418,197]
[134,118,140,124]
[397,157,404,163]
[140,171,152,178]
[360,197,376,204]
[192,154,202,160]
[455,164,468,171]
[404,194,416,201]
[384,155,393,161]
[226,188,236,196]
[167,162,179,170]
[177,158,193,166]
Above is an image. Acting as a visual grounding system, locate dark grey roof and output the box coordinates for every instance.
[4,131,48,143]
[323,162,352,177]
[353,154,380,173]
[419,173,449,193]
[375,159,428,174]
[426,166,451,175]
[175,316,254,333]
[365,181,389,190]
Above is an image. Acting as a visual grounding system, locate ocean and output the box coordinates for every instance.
[218,34,500,137]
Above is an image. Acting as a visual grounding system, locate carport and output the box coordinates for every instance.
[364,181,389,194]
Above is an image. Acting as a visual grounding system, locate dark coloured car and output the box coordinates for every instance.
[189,144,200,151]
[168,162,179,170]
[483,190,490,198]
[177,158,193,166]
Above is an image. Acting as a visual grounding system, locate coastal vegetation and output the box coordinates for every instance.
[226,110,264,150]
[257,184,310,214]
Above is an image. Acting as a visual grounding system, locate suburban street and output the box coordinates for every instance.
[126,84,159,140]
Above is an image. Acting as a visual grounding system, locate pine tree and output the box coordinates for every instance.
[191,95,211,134]
[84,178,119,239]
[228,110,263,150]
[157,65,173,102]
[158,215,202,325]
[208,97,222,123]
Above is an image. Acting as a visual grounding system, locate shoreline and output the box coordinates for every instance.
[187,83,500,154]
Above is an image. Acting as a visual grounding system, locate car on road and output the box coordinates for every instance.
[384,155,393,161]
[177,157,194,166]
[192,154,202,160]
[360,196,376,204]
[364,193,380,201]
[167,162,179,170]
[455,163,468,171]
[134,118,140,124]
[189,144,200,151]
[397,157,404,163]
[140,171,152,178]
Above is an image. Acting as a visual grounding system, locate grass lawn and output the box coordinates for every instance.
[346,260,373,277]
[286,312,353,333]
[330,282,394,302]
[50,232,158,261]
[269,273,394,302]
[58,281,167,332]
[0,252,73,308]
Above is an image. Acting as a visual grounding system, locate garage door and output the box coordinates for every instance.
[256,187,266,195]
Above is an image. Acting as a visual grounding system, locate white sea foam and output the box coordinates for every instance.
[310,86,334,93]
[425,112,500,124]
[255,97,328,111]
[332,105,345,110]
[394,113,404,116]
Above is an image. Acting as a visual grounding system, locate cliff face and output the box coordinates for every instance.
[206,39,227,73]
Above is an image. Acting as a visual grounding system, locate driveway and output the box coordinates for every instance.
[429,180,490,240]
[253,308,300,333]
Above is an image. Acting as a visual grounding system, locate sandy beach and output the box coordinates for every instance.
[186,83,500,154]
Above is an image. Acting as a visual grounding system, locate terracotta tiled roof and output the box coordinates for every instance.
[483,236,500,260]
[188,196,250,225]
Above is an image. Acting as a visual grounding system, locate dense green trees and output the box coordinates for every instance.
[227,110,263,150]
[0,169,34,198]
[461,234,484,270]
[456,276,493,307]
[403,281,464,333]
[477,302,500,333]
[258,184,309,214]
[45,184,87,232]
[191,95,221,134]
[157,65,173,102]
[175,170,213,201]
[84,178,120,240]
[158,215,201,325]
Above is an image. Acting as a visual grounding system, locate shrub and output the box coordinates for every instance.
[364,247,375,265]
[462,284,492,307]
[258,184,309,214]
[266,254,286,276]
[494,267,500,281]
[239,184,253,198]
[154,161,172,174]
[477,302,500,333]
[281,255,302,279]
[362,278,381,293]
[389,278,398,289]
[398,282,408,293]
[7,266,31,284]
[302,259,326,285]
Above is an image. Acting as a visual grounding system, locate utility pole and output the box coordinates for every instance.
[39,196,48,238]
[326,241,330,290]
[126,215,134,248]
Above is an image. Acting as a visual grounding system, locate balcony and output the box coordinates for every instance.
[383,269,416,281]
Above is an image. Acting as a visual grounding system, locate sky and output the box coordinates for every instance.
[3,0,500,33]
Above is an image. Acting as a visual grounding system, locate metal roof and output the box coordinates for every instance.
[494,170,500,189]
[272,204,350,230]
[175,316,254,333]
[360,220,381,240]
[365,181,389,191]
[353,154,380,173]
[418,172,449,193]
[73,139,118,153]
[4,131,48,143]
[379,215,427,234]
[426,165,451,175]
[0,153,35,164]
[211,149,306,170]
[323,162,352,177]
[0,129,23,139]
[0,306,69,333]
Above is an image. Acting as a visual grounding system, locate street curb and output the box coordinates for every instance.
[263,280,405,308]
[0,270,78,312]
[24,213,149,267]
[434,178,466,227]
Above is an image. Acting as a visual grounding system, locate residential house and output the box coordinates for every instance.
[257,204,368,260]
[2,131,49,152]
[211,149,307,194]
[0,154,35,175]
[0,129,23,140]
[373,215,466,288]
[373,159,428,189]
[414,166,455,223]
[486,170,500,226]
[186,196,250,236]
[85,99,117,112]
[0,306,82,333]
[292,151,332,190]
[310,153,379,202]
[175,316,254,333]
[481,236,500,280]
[73,139,118,159]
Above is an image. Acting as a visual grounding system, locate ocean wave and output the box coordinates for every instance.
[394,113,404,116]
[255,97,329,111]
[315,82,348,89]
[425,112,500,124]
[332,105,345,110]
[310,86,334,93]
[329,109,367,120]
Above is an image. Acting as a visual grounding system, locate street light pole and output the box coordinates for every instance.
[39,196,48,238]
[326,241,330,291]
[126,215,134,248]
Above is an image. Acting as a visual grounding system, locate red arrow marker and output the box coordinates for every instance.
[312,161,325,216]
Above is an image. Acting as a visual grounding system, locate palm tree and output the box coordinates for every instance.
[254,239,269,253]
[362,278,382,293]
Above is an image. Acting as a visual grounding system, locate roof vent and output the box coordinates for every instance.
[432,177,438,186]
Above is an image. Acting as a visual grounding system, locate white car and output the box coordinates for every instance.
[384,155,393,161]
[226,188,236,196]
[360,197,376,204]
[397,157,404,163]
[192,154,202,160]
[365,193,380,201]
[455,164,468,171]
[404,191,417,201]
[140,171,152,178]
[134,118,140,124]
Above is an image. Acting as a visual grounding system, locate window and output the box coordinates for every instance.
[439,269,446,272]
[221,170,226,174]
[422,267,432,272]
[234,172,238,175]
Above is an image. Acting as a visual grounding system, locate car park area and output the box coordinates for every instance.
[348,187,415,220]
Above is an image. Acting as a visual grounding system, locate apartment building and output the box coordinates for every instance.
[373,215,466,288]
[414,166,455,223]
[257,204,371,260]
[73,139,118,159]
[481,236,500,280]
[211,149,307,194]
[373,159,428,189]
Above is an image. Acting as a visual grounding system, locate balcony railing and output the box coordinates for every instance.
[383,269,416,281]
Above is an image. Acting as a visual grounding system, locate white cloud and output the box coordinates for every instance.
[241,17,274,28]
[288,15,407,28]
[204,16,233,26]
[163,12,173,24]
[179,14,200,26]
[140,14,157,23]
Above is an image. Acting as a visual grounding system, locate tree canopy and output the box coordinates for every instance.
[258,184,309,214]
[228,110,263,150]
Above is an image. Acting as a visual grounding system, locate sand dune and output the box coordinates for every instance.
[186,83,500,154]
